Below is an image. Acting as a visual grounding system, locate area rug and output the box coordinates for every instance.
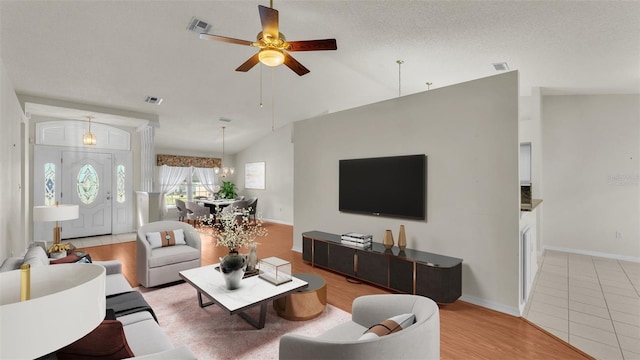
[137,282,351,359]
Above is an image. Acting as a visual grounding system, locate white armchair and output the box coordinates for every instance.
[279,294,440,360]
[136,220,201,287]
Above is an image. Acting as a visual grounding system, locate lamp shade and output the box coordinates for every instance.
[0,264,106,359]
[33,204,79,222]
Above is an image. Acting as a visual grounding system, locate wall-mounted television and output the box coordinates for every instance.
[339,154,426,220]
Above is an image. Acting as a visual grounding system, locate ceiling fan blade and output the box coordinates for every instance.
[283,52,310,76]
[200,33,254,47]
[286,39,337,52]
[258,5,279,39]
[236,53,261,72]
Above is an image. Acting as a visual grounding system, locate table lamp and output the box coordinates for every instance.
[0,263,106,359]
[33,203,79,254]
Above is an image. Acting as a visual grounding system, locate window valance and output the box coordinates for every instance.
[156,154,221,168]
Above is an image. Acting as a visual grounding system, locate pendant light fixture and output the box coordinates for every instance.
[214,126,234,178]
[83,116,96,145]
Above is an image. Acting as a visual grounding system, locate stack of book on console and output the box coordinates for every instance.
[340,233,373,249]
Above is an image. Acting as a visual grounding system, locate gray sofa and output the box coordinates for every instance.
[0,246,196,359]
[279,294,440,360]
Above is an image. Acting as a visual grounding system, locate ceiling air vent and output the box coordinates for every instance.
[219,117,232,123]
[187,17,211,33]
[492,62,509,71]
[144,96,163,105]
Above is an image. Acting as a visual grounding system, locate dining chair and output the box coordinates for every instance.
[246,197,258,222]
[175,199,188,221]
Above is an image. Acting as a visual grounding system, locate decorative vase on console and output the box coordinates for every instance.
[383,230,394,250]
[398,225,407,251]
[219,249,246,290]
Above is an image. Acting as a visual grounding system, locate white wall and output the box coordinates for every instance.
[293,72,521,314]
[235,124,294,224]
[542,95,640,260]
[0,58,26,259]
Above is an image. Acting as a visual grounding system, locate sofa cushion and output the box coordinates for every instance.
[22,246,50,267]
[57,319,134,360]
[146,229,186,249]
[358,313,416,340]
[120,312,174,356]
[0,257,23,272]
[148,245,200,268]
[129,345,198,359]
[105,273,134,297]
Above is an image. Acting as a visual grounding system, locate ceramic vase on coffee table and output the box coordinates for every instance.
[219,249,246,290]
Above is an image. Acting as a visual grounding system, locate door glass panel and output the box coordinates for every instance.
[77,164,99,204]
[116,164,125,203]
[44,162,55,205]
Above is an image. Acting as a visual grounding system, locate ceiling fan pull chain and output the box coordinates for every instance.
[271,67,275,132]
[260,64,264,108]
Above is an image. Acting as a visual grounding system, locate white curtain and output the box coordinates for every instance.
[158,165,189,218]
[195,167,220,195]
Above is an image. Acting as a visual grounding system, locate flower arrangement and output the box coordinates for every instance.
[212,206,267,251]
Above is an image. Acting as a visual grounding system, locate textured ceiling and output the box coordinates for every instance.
[1,1,638,155]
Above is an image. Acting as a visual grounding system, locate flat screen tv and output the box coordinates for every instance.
[339,154,426,220]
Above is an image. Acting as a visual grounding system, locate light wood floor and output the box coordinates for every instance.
[81,222,593,360]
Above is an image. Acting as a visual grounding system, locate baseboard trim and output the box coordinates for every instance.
[263,218,293,226]
[460,294,521,317]
[543,245,640,263]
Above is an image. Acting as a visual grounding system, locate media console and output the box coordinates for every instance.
[302,231,463,303]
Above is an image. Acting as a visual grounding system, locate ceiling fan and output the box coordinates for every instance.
[199,2,337,76]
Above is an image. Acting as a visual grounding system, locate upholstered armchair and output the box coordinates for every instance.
[136,220,201,288]
[279,294,440,360]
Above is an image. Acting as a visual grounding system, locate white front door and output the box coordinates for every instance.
[61,151,112,238]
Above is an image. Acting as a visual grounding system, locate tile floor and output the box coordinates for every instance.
[524,250,640,360]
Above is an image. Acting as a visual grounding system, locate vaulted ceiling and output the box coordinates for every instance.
[1,1,638,154]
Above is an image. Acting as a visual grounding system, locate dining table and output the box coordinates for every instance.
[197,198,237,212]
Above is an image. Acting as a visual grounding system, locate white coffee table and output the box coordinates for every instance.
[179,264,308,329]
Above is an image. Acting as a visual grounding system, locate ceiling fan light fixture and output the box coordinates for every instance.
[259,48,285,67]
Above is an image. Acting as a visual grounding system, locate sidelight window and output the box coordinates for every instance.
[44,162,56,205]
[116,164,125,203]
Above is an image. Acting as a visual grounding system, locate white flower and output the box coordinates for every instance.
[213,206,267,250]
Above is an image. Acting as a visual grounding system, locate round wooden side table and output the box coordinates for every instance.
[273,273,327,321]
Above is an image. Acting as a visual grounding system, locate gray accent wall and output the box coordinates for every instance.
[293,72,521,314]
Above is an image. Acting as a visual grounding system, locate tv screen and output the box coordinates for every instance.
[339,154,426,220]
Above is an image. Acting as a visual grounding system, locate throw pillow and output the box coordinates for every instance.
[56,319,134,360]
[358,313,416,340]
[50,253,92,264]
[146,229,186,249]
